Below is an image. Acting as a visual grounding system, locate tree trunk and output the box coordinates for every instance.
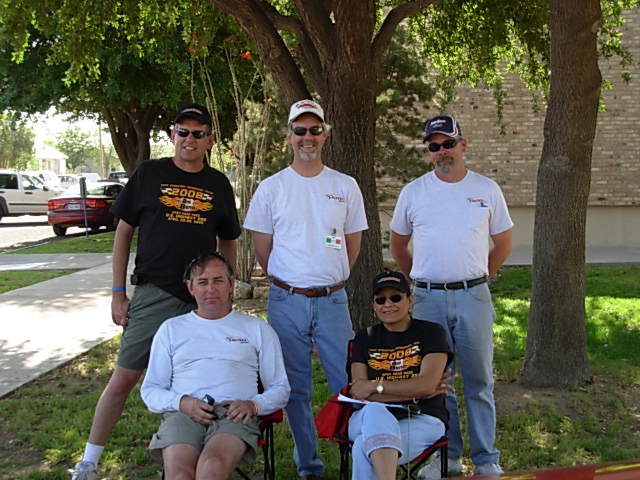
[102,103,161,175]
[521,0,600,387]
[317,4,383,332]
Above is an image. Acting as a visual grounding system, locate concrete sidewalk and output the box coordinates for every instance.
[0,254,123,398]
[0,253,113,271]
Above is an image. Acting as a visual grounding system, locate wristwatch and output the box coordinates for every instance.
[376,381,384,394]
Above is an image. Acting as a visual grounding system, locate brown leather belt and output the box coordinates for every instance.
[271,278,345,297]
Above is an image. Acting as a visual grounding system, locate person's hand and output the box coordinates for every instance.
[350,379,376,401]
[225,400,256,424]
[179,396,216,425]
[428,368,457,398]
[111,293,129,329]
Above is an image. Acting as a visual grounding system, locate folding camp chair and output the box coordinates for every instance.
[315,393,448,479]
[236,408,283,480]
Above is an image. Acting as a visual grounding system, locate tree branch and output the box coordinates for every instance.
[293,0,336,61]
[257,1,303,34]
[209,0,310,103]
[372,0,439,63]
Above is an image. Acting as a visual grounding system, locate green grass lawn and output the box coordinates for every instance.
[0,270,77,294]
[0,265,638,478]
[7,231,137,254]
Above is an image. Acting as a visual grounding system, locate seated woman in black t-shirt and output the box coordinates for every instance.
[348,270,453,480]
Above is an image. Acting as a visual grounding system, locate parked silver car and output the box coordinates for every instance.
[0,169,61,220]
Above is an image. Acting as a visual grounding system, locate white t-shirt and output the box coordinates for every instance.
[141,310,290,416]
[390,170,513,282]
[243,166,368,287]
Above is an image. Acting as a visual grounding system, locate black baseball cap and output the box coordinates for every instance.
[174,103,213,129]
[423,114,462,142]
[372,270,411,295]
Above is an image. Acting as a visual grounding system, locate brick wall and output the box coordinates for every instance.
[380,9,640,209]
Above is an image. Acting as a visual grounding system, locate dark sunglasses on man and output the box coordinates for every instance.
[292,126,324,136]
[428,138,461,152]
[174,126,210,139]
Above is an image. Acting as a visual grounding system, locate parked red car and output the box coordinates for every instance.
[47,181,124,236]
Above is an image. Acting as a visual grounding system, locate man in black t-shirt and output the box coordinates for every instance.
[71,104,241,480]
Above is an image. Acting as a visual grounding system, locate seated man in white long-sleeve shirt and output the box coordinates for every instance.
[141,252,290,480]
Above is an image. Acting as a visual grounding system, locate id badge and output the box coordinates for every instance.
[325,234,343,250]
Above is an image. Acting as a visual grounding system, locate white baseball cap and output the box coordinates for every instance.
[288,99,325,123]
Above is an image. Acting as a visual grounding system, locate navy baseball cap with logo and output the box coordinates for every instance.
[372,270,411,295]
[174,103,213,129]
[423,114,462,142]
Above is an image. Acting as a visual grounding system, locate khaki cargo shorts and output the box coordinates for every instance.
[117,283,194,370]
[149,405,260,464]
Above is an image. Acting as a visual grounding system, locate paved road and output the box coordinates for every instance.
[0,214,97,251]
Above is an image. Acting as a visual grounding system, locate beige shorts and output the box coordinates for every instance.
[149,405,260,464]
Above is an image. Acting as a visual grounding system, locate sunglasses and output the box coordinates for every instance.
[374,294,404,305]
[174,126,210,139]
[428,138,461,152]
[292,126,324,136]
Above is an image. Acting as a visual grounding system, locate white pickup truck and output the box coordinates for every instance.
[0,169,61,220]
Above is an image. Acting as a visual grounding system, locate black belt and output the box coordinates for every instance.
[415,276,487,291]
[271,278,345,297]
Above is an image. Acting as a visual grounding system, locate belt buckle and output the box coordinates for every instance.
[443,282,448,291]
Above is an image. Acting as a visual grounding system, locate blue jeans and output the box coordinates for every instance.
[267,284,354,477]
[348,403,445,480]
[412,282,500,466]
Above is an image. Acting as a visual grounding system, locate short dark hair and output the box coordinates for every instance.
[183,252,234,282]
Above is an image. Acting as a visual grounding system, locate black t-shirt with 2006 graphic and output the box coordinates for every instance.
[111,158,241,303]
[351,319,453,426]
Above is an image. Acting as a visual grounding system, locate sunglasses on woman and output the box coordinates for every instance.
[374,294,404,305]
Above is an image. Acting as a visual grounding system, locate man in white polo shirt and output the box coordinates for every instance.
[390,114,513,477]
[244,99,368,479]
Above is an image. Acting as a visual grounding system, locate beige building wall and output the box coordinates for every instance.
[379,9,640,255]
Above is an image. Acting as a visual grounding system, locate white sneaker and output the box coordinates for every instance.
[70,460,97,480]
[475,462,504,476]
[417,456,463,479]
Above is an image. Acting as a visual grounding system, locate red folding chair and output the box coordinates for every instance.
[315,389,448,480]
[237,408,283,480]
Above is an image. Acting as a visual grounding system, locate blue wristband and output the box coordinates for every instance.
[112,286,126,292]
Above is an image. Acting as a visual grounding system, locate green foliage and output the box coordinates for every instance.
[0,111,35,169]
[55,129,98,171]
[375,26,436,183]
[0,0,257,171]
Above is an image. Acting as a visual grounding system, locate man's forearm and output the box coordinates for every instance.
[390,231,413,278]
[218,238,238,275]
[489,229,513,279]
[345,231,362,270]
[112,221,134,287]
[251,231,273,275]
